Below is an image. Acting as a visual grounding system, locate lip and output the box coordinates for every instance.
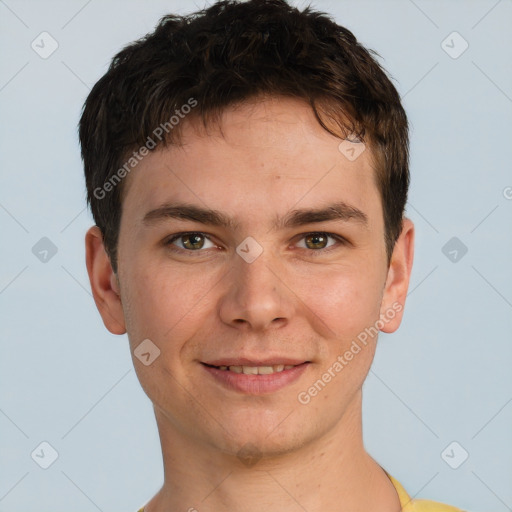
[203,357,308,366]
[201,361,310,394]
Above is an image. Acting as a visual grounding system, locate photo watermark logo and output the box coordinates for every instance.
[93,97,198,200]
[297,301,403,405]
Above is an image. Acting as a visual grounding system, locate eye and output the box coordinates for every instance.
[295,232,342,251]
[166,232,217,251]
[164,231,346,255]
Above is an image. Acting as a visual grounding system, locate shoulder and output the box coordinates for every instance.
[407,498,466,512]
[385,471,466,512]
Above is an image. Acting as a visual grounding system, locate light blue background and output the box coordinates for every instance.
[1,1,511,511]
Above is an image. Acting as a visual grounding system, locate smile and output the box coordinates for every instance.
[201,361,310,394]
[205,363,297,374]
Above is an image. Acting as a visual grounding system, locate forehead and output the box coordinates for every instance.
[120,96,380,227]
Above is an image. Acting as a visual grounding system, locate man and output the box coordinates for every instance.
[80,0,465,510]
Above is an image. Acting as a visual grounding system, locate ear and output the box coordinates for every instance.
[379,218,414,333]
[85,226,126,335]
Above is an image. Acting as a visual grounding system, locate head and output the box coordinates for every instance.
[82,0,413,460]
[80,0,409,273]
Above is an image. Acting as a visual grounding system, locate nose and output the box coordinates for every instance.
[218,249,295,331]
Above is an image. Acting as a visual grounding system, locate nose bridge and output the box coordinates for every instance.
[243,254,279,298]
[219,246,292,330]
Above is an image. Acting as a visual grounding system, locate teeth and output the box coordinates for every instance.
[217,364,297,374]
[256,366,274,375]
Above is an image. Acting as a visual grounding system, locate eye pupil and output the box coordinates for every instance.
[183,233,204,250]
[305,233,327,249]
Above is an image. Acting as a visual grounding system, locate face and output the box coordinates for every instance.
[86,96,413,459]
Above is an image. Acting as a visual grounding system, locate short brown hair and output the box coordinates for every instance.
[79,0,409,273]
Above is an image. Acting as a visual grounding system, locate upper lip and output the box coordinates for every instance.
[202,358,309,367]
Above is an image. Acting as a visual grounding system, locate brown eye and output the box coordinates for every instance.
[295,232,345,253]
[304,233,329,250]
[167,232,216,251]
[181,233,205,250]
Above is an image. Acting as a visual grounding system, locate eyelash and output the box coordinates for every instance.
[164,231,348,256]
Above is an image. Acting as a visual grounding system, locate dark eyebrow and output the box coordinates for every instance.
[143,203,238,229]
[142,201,368,230]
[277,201,368,229]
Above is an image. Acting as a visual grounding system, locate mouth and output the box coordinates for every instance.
[200,360,311,394]
[202,362,303,375]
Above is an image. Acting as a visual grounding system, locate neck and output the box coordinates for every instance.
[144,391,400,512]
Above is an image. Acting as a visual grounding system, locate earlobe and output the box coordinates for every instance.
[379,218,415,333]
[85,226,126,335]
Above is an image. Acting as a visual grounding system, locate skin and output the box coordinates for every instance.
[86,96,414,512]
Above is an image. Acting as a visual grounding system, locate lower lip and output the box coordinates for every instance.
[202,363,310,394]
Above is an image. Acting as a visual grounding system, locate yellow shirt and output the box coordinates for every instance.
[386,472,465,511]
[136,473,465,511]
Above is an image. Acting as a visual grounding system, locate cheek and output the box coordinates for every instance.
[298,269,382,406]
[301,264,384,340]
[120,259,220,349]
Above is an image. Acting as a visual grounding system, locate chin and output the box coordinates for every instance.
[210,416,317,462]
